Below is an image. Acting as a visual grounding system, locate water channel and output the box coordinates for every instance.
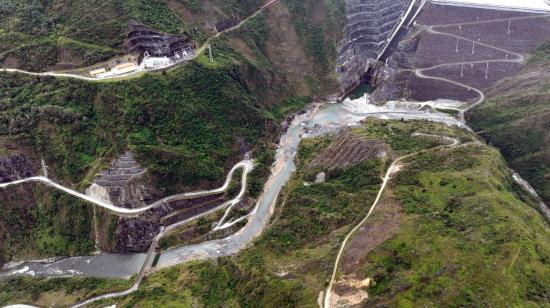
[0,93,526,280]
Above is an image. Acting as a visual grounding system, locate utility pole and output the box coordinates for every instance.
[471,42,475,54]
[208,44,213,63]
[456,38,459,53]
[460,64,464,77]
[485,62,489,79]
[507,20,511,35]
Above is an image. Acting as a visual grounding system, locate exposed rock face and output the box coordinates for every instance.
[86,151,162,253]
[87,151,157,209]
[125,21,194,58]
[87,151,243,253]
[337,0,411,95]
[0,154,34,182]
[372,3,550,103]
[114,218,161,252]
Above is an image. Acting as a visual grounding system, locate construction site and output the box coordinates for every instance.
[337,0,430,98]
[83,151,253,253]
[86,21,195,78]
[337,0,550,103]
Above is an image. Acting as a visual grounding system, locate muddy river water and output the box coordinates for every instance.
[0,95,534,280]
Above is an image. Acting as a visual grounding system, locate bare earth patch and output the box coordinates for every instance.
[332,190,403,307]
[308,129,389,170]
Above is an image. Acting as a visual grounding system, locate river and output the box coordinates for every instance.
[0,94,496,280]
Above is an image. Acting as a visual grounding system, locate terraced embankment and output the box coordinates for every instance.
[337,0,412,95]
[368,2,550,213]
[308,129,389,170]
[0,160,253,216]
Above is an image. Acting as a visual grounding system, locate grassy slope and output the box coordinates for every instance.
[104,121,547,307]
[0,48,267,265]
[0,121,385,307]
[0,0,194,71]
[0,0,345,78]
[0,276,132,307]
[468,43,550,204]
[0,58,266,190]
[361,143,550,306]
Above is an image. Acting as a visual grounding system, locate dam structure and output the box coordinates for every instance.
[337,0,426,98]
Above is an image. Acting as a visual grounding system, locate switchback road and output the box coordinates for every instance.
[0,160,253,216]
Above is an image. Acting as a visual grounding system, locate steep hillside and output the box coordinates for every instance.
[0,0,185,71]
[4,120,548,307]
[0,0,344,89]
[468,43,550,205]
[0,0,345,264]
[343,134,549,306]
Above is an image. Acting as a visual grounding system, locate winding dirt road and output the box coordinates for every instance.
[0,159,253,307]
[0,160,253,216]
[0,1,279,82]
[323,133,464,308]
[406,14,550,110]
[324,12,550,308]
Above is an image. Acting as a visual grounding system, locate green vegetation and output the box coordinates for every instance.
[469,42,550,204]
[260,141,383,254]
[0,184,95,266]
[0,121,390,306]
[0,35,278,263]
[358,142,550,306]
[528,41,550,64]
[269,96,310,120]
[158,213,219,250]
[85,129,387,307]
[0,57,268,191]
[0,0,347,266]
[435,107,460,116]
[0,276,131,307]
[179,0,264,18]
[0,0,194,70]
[233,14,271,68]
[352,119,475,155]
[13,41,58,71]
[283,0,345,74]
[181,0,201,13]
[5,121,548,307]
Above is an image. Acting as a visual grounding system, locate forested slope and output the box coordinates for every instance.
[0,0,345,264]
[469,43,550,205]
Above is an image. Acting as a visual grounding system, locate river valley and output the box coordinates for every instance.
[0,94,474,281]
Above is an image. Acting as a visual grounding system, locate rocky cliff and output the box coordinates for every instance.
[86,151,163,252]
[0,154,35,182]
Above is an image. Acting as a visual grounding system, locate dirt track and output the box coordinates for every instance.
[323,133,463,308]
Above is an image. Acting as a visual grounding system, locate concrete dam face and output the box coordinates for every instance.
[337,0,413,96]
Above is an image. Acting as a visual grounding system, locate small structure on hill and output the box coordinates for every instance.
[113,62,138,74]
[89,68,107,77]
